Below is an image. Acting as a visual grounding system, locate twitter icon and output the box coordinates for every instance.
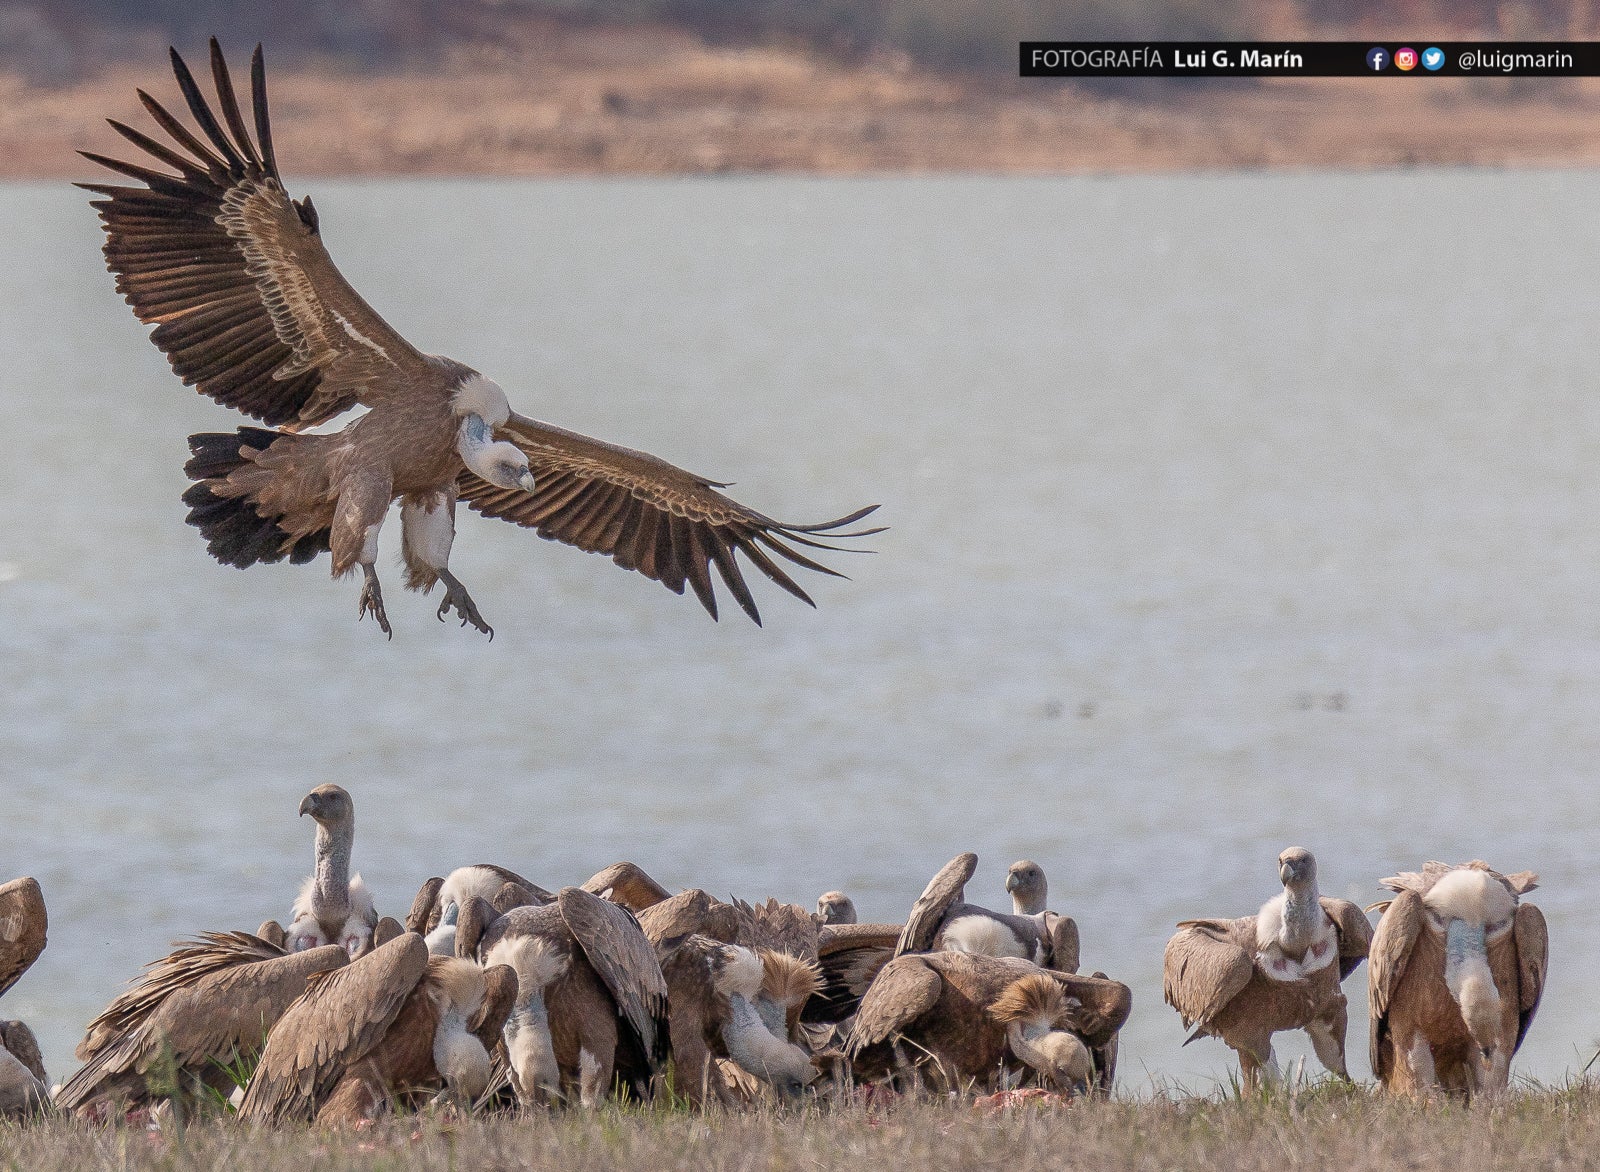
[1422,46,1445,70]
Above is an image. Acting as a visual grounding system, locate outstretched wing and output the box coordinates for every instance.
[457,412,881,625]
[79,40,434,429]
[0,878,47,1002]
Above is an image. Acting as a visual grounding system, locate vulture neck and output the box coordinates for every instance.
[1278,881,1321,956]
[312,821,354,922]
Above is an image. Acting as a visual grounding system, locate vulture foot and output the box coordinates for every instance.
[436,571,493,639]
[358,566,393,639]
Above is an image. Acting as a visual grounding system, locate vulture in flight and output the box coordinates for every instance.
[845,952,1129,1095]
[1367,860,1547,1099]
[80,40,881,637]
[56,932,349,1118]
[239,932,515,1124]
[896,853,1080,974]
[1163,846,1372,1090]
[0,877,49,1119]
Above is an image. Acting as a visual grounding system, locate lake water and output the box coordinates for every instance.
[3,170,1600,1094]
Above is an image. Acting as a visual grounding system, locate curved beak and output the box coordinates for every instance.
[298,795,315,818]
[1005,873,1021,892]
[516,469,537,494]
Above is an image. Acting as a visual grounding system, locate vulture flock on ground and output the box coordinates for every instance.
[0,787,1551,1123]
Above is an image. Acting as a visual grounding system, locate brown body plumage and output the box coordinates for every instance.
[80,40,879,636]
[1368,861,1547,1099]
[57,932,349,1117]
[239,932,512,1124]
[896,853,1079,974]
[0,878,49,1119]
[464,888,669,1107]
[1163,848,1372,1090]
[846,951,1129,1094]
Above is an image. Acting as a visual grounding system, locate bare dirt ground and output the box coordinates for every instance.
[8,24,1600,179]
[5,1085,1600,1171]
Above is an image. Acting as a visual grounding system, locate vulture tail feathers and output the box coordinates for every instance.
[182,429,331,569]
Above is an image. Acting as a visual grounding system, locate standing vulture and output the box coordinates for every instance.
[463,888,669,1107]
[896,853,1079,974]
[845,952,1130,1095]
[0,878,48,1118]
[1163,847,1372,1089]
[56,932,349,1118]
[79,40,880,636]
[239,932,515,1124]
[1368,860,1547,1099]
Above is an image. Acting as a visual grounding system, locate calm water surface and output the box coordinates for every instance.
[3,171,1600,1092]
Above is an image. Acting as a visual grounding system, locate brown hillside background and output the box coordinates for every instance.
[6,1,1600,175]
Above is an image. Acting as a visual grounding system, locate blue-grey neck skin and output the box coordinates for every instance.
[313,823,352,921]
[1444,918,1488,985]
[755,994,786,1039]
[1279,880,1321,954]
[459,414,493,451]
[722,994,775,1075]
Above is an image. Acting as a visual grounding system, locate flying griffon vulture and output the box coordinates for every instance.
[79,40,881,637]
[0,878,49,1119]
[1162,847,1372,1089]
[1367,860,1547,1099]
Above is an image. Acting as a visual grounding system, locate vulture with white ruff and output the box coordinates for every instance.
[845,951,1129,1094]
[80,40,881,636]
[239,932,515,1124]
[1367,860,1547,1099]
[461,887,669,1107]
[0,877,49,1119]
[56,932,348,1117]
[263,785,380,958]
[1163,846,1372,1089]
[896,853,1079,974]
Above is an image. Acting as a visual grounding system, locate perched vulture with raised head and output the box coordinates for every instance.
[239,932,514,1124]
[56,932,348,1117]
[80,40,880,637]
[1163,846,1372,1089]
[846,951,1130,1094]
[896,854,1079,974]
[264,784,380,959]
[0,877,49,1119]
[657,935,820,1107]
[1006,860,1047,915]
[815,891,857,926]
[465,887,668,1107]
[1368,860,1547,1099]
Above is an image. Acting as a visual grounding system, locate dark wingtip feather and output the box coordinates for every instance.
[251,44,279,179]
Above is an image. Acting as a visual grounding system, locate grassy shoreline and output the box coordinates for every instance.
[8,1084,1600,1170]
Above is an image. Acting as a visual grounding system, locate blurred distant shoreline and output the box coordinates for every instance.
[10,24,1600,178]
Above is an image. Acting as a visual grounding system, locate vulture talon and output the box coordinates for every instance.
[436,571,492,638]
[357,568,392,639]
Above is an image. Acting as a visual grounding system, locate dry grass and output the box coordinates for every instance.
[12,22,1600,179]
[7,1083,1600,1171]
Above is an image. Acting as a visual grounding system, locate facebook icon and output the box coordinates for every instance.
[1367,47,1387,70]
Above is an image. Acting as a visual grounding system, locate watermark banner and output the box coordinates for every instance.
[1019,42,1596,77]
